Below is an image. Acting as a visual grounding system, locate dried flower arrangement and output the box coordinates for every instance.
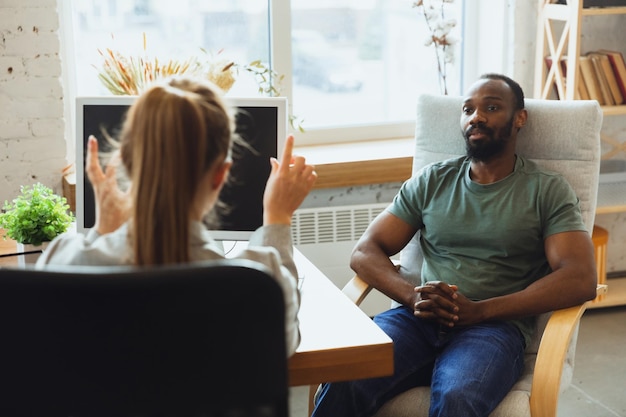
[412,0,458,95]
[96,34,281,95]
[95,33,302,130]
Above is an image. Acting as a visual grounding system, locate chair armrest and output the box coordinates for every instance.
[342,275,374,306]
[530,304,586,417]
[529,284,606,417]
[341,262,400,307]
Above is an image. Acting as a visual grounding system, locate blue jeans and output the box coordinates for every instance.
[311,306,526,417]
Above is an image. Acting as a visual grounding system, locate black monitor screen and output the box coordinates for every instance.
[76,96,287,241]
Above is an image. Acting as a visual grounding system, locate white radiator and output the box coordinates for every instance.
[292,203,392,316]
[291,203,388,245]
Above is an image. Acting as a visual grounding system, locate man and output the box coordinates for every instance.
[311,73,597,417]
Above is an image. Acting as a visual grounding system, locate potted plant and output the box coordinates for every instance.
[0,183,74,264]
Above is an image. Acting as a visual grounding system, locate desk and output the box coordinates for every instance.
[0,234,394,388]
[0,231,19,267]
[288,249,393,386]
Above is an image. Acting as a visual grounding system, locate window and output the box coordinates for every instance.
[69,1,272,97]
[287,0,461,143]
[65,0,463,146]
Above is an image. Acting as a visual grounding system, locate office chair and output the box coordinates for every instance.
[0,259,288,417]
[312,94,604,417]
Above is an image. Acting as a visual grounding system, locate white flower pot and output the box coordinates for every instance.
[16,241,50,267]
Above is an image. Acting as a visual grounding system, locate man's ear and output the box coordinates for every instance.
[515,108,528,130]
[212,160,232,189]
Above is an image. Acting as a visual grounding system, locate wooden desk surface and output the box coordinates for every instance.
[0,230,18,267]
[288,249,393,386]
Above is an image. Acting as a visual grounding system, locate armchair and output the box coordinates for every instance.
[313,94,604,417]
[0,260,289,417]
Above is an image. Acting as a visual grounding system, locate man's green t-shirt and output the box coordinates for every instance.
[387,155,587,346]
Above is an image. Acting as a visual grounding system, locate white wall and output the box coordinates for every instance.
[0,0,67,203]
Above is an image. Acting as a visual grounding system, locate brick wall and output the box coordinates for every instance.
[0,0,67,204]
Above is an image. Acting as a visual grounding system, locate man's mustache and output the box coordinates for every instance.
[464,123,494,140]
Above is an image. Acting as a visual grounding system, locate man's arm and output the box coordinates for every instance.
[350,211,420,309]
[453,230,598,326]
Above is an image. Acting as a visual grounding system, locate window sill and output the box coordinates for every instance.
[296,138,414,189]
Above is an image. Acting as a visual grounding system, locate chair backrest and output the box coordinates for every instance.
[398,93,601,346]
[0,259,288,417]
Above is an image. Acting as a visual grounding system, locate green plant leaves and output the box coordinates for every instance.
[0,183,74,246]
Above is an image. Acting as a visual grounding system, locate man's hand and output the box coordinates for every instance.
[86,135,131,234]
[414,281,459,327]
[414,282,487,327]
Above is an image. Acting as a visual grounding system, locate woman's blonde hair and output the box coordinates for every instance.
[119,76,234,265]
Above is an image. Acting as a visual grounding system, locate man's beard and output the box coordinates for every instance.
[464,118,514,162]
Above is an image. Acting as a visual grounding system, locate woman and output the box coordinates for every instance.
[36,76,317,356]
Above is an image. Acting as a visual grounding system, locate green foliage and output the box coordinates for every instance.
[240,60,306,132]
[240,59,284,97]
[0,183,74,246]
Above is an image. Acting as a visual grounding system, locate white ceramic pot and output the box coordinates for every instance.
[16,241,50,267]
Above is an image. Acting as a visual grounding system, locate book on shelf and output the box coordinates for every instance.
[579,55,606,105]
[588,53,616,105]
[578,70,591,100]
[597,49,626,101]
[588,52,623,105]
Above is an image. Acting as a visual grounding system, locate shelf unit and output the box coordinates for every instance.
[534,0,626,308]
[534,0,626,110]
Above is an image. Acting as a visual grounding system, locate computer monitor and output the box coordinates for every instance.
[75,95,287,241]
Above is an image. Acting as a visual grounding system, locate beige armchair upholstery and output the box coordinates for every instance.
[311,95,604,417]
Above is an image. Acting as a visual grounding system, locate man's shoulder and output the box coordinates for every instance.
[516,156,564,180]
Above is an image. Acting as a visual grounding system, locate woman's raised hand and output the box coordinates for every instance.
[86,136,131,234]
[263,135,317,225]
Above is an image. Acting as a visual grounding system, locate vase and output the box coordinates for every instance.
[16,241,50,267]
